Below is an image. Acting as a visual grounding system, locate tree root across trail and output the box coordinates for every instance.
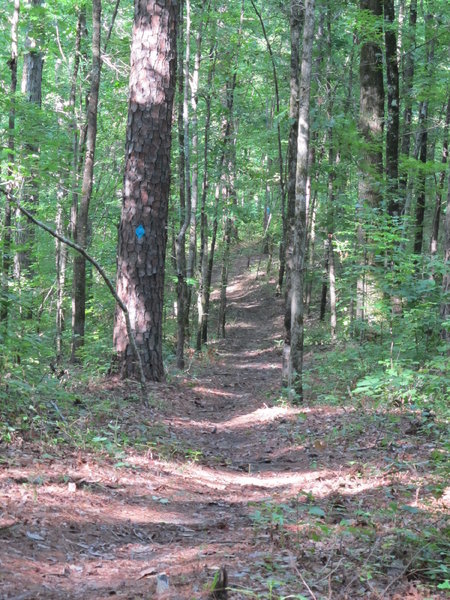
[0,255,448,599]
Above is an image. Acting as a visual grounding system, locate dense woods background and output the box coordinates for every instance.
[0,0,448,400]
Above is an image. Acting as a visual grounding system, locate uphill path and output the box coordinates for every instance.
[0,252,447,599]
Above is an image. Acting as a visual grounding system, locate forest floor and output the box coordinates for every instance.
[0,251,449,599]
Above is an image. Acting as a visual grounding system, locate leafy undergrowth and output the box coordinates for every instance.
[0,256,449,599]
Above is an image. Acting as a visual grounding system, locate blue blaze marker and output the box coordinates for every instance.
[136,225,145,239]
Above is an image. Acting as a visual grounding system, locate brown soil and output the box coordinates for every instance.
[0,254,448,599]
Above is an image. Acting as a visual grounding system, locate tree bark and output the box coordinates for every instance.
[71,0,102,361]
[215,0,244,339]
[287,0,315,400]
[113,0,177,381]
[175,0,189,369]
[440,169,450,341]
[356,0,384,323]
[326,7,337,340]
[55,8,85,361]
[0,0,20,329]
[283,0,302,357]
[249,0,286,292]
[399,0,417,202]
[196,41,217,351]
[384,0,400,216]
[185,0,208,342]
[15,0,44,281]
[430,100,449,257]
[358,0,384,210]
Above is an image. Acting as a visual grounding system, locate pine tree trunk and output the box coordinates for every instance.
[113,0,177,381]
[71,0,102,361]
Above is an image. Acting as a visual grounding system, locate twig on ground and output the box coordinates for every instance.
[289,554,317,600]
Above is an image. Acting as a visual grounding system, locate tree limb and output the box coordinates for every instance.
[2,190,147,395]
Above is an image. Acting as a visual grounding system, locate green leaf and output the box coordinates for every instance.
[308,506,326,518]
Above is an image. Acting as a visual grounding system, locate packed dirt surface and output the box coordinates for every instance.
[0,255,448,599]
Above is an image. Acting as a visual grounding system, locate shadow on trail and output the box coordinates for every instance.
[0,254,447,599]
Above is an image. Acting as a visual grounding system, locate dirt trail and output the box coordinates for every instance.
[0,255,447,599]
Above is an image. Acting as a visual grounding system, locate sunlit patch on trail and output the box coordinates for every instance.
[221,405,299,428]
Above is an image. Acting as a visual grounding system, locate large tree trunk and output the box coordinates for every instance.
[356,0,384,323]
[113,0,177,381]
[358,0,384,210]
[287,0,315,400]
[15,0,44,282]
[0,0,20,330]
[71,0,102,361]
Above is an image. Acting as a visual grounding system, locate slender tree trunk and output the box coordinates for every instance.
[71,0,102,361]
[283,0,302,367]
[196,42,217,351]
[175,0,189,369]
[217,217,232,338]
[15,0,44,282]
[113,0,177,381]
[440,168,450,341]
[203,182,221,344]
[384,0,400,216]
[399,0,417,203]
[413,14,436,256]
[326,7,337,340]
[55,9,85,361]
[319,243,329,322]
[248,0,286,291]
[288,0,315,400]
[430,100,449,257]
[0,0,20,329]
[215,0,244,339]
[185,0,207,340]
[304,183,318,315]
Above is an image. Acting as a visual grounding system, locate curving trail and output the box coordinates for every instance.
[0,254,446,599]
